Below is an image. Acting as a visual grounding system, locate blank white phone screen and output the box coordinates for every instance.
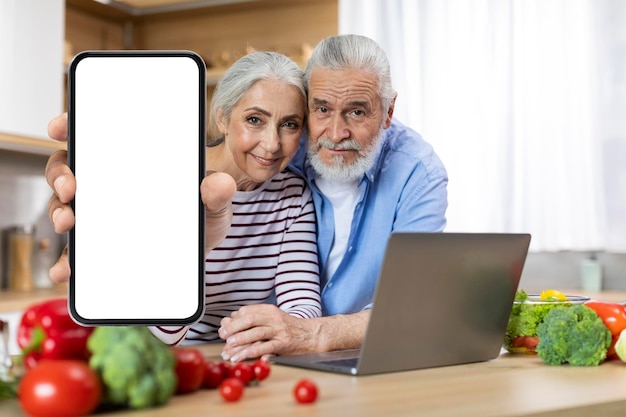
[68,51,205,325]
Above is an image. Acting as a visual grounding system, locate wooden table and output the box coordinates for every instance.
[4,343,626,417]
[2,291,626,416]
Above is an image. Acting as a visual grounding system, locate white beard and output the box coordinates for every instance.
[307,126,385,182]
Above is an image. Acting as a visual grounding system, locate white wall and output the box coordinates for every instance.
[0,0,65,140]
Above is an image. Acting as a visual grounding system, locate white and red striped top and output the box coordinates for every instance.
[151,170,321,346]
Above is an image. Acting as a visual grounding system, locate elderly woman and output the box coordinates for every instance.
[150,51,321,345]
[44,51,320,346]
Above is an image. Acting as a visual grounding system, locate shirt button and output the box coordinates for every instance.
[328,282,333,288]
[348,246,353,252]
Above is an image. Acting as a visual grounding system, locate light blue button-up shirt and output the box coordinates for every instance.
[290,119,448,316]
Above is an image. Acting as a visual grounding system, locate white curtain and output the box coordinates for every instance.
[339,0,626,252]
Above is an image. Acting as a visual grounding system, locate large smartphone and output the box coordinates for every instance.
[67,51,206,325]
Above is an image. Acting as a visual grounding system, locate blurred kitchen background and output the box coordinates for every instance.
[0,0,625,298]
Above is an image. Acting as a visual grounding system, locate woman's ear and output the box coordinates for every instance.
[215,108,227,135]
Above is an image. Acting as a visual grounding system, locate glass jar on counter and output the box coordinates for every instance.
[1,224,35,292]
[32,237,54,289]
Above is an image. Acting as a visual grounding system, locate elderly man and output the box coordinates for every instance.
[218,34,448,362]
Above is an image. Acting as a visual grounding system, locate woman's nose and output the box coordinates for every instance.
[259,128,280,153]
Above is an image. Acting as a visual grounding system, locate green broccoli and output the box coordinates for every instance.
[87,326,177,409]
[536,304,611,366]
[504,290,564,348]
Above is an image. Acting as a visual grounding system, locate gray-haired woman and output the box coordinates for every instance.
[151,51,320,346]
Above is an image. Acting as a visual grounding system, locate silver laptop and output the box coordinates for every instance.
[271,232,531,375]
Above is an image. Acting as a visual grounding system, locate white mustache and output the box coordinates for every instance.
[317,138,361,151]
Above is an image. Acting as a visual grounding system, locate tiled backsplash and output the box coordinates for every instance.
[0,150,65,288]
[0,151,50,227]
[520,251,626,293]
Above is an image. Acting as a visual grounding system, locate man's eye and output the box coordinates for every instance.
[351,109,365,116]
[316,106,328,113]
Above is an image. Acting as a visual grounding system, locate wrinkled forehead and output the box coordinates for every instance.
[308,68,380,104]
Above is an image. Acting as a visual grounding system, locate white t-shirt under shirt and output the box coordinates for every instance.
[314,177,360,280]
[151,170,321,346]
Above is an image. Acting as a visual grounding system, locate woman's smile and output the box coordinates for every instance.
[251,153,281,166]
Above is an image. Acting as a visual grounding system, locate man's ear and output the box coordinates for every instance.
[383,95,397,129]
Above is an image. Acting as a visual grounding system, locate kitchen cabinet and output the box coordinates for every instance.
[131,0,337,80]
[0,0,65,155]
[0,132,65,155]
[0,0,338,155]
[66,0,338,92]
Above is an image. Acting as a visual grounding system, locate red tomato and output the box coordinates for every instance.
[219,377,244,402]
[218,361,233,379]
[173,347,205,394]
[18,359,101,417]
[252,359,271,381]
[585,301,626,358]
[202,360,224,389]
[512,336,539,350]
[293,378,318,404]
[231,362,253,385]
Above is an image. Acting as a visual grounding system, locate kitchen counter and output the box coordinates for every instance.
[1,288,620,314]
[3,342,626,417]
[2,290,626,416]
[0,286,68,314]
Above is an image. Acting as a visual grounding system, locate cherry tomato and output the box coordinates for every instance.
[231,362,253,385]
[173,347,205,394]
[202,360,224,389]
[218,361,233,379]
[585,301,626,358]
[512,336,539,350]
[18,359,102,417]
[293,378,318,404]
[219,377,244,402]
[252,359,271,381]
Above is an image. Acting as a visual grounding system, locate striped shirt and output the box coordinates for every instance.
[151,170,321,346]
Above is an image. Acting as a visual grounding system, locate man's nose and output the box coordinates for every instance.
[327,114,350,142]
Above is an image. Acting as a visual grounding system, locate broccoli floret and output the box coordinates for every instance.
[87,326,177,409]
[536,304,611,366]
[504,290,564,347]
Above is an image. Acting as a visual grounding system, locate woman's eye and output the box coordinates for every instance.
[282,121,300,129]
[247,116,262,124]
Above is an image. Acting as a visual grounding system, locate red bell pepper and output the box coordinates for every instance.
[17,298,94,369]
[585,300,626,359]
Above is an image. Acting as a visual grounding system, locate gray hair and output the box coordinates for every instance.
[304,34,396,114]
[208,51,306,145]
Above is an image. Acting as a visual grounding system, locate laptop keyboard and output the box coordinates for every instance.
[317,357,359,368]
